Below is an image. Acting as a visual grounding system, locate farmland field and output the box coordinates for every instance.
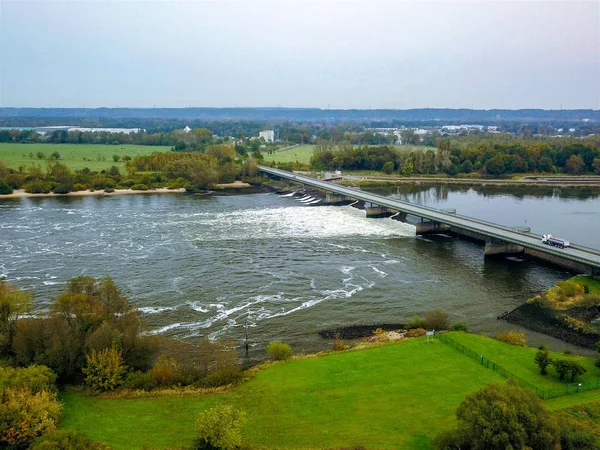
[0,143,171,171]
[262,144,316,165]
[262,144,437,166]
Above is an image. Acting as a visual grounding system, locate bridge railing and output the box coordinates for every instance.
[436,332,600,399]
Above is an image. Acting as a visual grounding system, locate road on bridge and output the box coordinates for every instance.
[259,166,600,272]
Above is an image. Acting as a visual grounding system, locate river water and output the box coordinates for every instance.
[1,185,598,355]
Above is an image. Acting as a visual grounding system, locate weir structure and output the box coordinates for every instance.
[260,166,600,275]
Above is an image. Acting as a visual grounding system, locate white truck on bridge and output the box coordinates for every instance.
[542,234,570,249]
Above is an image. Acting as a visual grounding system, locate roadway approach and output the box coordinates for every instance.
[259,166,600,275]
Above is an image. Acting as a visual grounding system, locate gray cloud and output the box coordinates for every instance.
[1,0,598,108]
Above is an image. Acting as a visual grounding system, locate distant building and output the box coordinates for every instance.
[183,126,192,133]
[259,130,274,142]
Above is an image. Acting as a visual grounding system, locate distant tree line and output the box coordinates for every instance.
[2,117,599,145]
[310,136,600,176]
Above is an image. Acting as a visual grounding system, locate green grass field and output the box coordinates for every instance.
[0,143,171,171]
[447,332,600,391]
[58,333,600,449]
[262,144,316,165]
[59,338,504,450]
[262,144,437,166]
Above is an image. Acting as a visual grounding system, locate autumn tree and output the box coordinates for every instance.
[565,155,585,174]
[0,279,32,358]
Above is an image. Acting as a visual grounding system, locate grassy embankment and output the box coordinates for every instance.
[0,143,170,171]
[59,332,600,450]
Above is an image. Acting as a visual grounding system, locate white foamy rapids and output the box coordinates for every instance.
[42,281,66,286]
[150,270,376,338]
[371,266,388,277]
[138,306,176,314]
[191,206,415,241]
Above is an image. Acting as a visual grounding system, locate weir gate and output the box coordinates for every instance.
[259,166,600,275]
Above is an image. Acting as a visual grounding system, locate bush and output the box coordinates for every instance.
[451,322,468,332]
[130,184,149,191]
[149,355,181,387]
[266,341,292,361]
[559,417,599,450]
[406,328,427,338]
[0,180,13,195]
[423,310,449,330]
[122,370,154,390]
[434,380,559,450]
[73,183,87,192]
[552,359,572,380]
[82,347,127,392]
[0,388,62,448]
[332,335,346,351]
[496,330,527,346]
[0,365,57,393]
[52,184,71,194]
[405,315,425,330]
[24,181,52,194]
[194,404,246,450]
[534,346,552,375]
[112,154,121,162]
[201,366,244,388]
[30,430,108,449]
[581,294,600,307]
[432,428,469,450]
[567,361,587,382]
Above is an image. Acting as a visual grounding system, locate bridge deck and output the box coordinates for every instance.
[259,166,600,271]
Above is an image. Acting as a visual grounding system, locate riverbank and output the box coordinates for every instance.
[0,181,253,199]
[0,187,187,199]
[502,275,600,349]
[339,174,600,188]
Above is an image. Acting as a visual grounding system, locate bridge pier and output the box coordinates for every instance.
[324,194,355,205]
[366,206,396,218]
[416,221,451,235]
[484,241,525,257]
[391,212,408,222]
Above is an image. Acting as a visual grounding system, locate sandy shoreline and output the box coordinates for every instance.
[0,181,253,199]
[0,188,187,199]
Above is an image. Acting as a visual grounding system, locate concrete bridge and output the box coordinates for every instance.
[259,166,600,275]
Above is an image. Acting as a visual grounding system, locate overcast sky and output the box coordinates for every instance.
[1,0,598,109]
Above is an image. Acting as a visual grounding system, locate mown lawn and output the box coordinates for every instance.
[446,332,600,390]
[0,143,170,171]
[58,333,600,449]
[261,144,437,166]
[59,338,504,450]
[262,144,315,165]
